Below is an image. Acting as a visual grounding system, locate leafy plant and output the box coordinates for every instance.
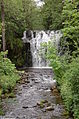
[41,41,67,83]
[61,57,79,119]
[42,40,79,118]
[61,0,79,56]
[41,0,63,30]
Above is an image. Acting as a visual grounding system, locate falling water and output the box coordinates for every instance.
[22,30,62,67]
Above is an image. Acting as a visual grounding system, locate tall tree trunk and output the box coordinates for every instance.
[1,0,6,52]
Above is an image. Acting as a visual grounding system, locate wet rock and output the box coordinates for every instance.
[31,78,35,81]
[26,80,30,83]
[52,88,59,94]
[22,77,27,80]
[24,79,27,82]
[17,80,21,84]
[50,85,59,94]
[18,92,22,95]
[23,85,27,88]
[53,104,65,117]
[35,80,39,83]
[16,116,20,119]
[30,84,32,87]
[46,102,51,107]
[50,80,57,88]
[37,102,45,108]
[42,109,47,112]
[45,106,54,111]
[20,80,25,84]
[37,100,48,106]
[31,74,35,77]
[1,94,7,99]
[22,106,28,109]
[37,102,41,106]
[50,85,56,90]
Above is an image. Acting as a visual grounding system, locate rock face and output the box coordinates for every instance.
[2,68,68,119]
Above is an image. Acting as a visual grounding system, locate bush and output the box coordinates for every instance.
[43,41,67,83]
[43,41,79,119]
[61,57,79,119]
[0,51,20,95]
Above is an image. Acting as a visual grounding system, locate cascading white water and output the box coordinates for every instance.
[22,30,62,67]
[35,0,44,7]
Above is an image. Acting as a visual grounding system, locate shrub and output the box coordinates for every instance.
[61,57,79,119]
[42,41,79,119]
[42,41,68,83]
[0,22,20,114]
[0,51,20,94]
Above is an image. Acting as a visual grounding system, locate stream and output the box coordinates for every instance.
[1,68,72,119]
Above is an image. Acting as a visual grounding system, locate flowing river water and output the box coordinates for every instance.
[1,68,72,119]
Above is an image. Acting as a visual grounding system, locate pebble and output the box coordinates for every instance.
[45,106,54,111]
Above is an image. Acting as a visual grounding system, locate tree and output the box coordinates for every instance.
[21,0,43,30]
[61,0,79,56]
[41,0,63,30]
[1,0,6,52]
[0,0,44,67]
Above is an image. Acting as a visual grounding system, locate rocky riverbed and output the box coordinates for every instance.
[1,68,72,119]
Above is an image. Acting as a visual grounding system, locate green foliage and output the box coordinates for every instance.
[0,51,20,114]
[0,22,20,95]
[0,108,4,115]
[45,41,79,118]
[61,57,79,119]
[3,0,26,66]
[48,47,79,119]
[0,0,44,67]
[0,51,20,94]
[61,0,79,55]
[0,23,1,48]
[42,41,66,83]
[7,38,25,67]
[41,0,63,30]
[0,21,20,115]
[60,1,79,118]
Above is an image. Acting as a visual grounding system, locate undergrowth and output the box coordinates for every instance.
[41,41,79,119]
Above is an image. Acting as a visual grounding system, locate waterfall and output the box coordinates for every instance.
[34,0,44,7]
[22,30,62,67]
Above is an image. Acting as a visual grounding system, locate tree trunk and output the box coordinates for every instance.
[1,0,6,52]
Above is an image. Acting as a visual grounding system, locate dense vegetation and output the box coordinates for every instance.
[0,0,79,118]
[43,0,79,118]
[41,0,63,30]
[0,1,20,114]
[0,0,44,67]
[0,0,63,67]
[0,22,20,97]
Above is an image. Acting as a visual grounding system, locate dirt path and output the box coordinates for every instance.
[1,68,70,119]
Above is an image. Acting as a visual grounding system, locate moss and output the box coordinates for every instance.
[0,108,4,116]
[4,92,16,98]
